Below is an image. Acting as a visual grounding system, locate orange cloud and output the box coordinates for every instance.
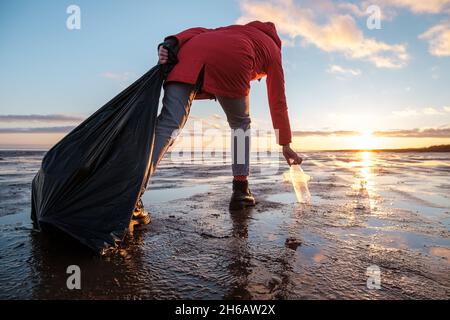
[237,0,409,68]
[0,114,85,123]
[373,127,450,137]
[370,0,450,14]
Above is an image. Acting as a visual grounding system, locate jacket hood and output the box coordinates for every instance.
[246,21,282,49]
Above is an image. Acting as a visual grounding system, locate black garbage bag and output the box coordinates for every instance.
[31,43,179,254]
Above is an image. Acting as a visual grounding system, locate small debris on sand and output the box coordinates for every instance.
[285,237,302,250]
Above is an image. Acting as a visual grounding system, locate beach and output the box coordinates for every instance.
[0,149,449,299]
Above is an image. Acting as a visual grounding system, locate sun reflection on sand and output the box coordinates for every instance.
[360,151,373,186]
[352,151,379,212]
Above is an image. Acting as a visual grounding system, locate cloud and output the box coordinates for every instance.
[370,0,450,57]
[0,126,76,133]
[370,0,450,14]
[392,107,446,117]
[373,127,450,137]
[0,114,225,134]
[419,21,450,57]
[369,0,450,57]
[0,114,85,123]
[392,108,420,117]
[336,2,368,17]
[101,71,135,82]
[292,127,450,138]
[281,37,297,47]
[423,107,443,115]
[327,64,361,76]
[444,106,450,112]
[292,130,359,137]
[292,126,450,138]
[237,0,409,68]
[3,125,450,139]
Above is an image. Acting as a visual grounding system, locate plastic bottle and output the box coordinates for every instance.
[289,164,311,203]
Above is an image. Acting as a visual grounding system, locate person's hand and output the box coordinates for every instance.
[158,45,169,64]
[282,144,302,166]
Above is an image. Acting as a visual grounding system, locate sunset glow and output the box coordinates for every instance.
[350,131,381,150]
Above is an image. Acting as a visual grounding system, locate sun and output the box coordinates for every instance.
[351,130,380,150]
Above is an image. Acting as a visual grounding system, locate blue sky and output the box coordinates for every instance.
[1,0,450,149]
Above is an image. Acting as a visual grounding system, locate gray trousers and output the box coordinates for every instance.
[149,82,251,177]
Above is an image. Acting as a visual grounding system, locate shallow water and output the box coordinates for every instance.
[0,150,449,299]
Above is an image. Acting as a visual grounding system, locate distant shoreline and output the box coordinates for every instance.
[321,144,450,153]
[1,144,449,153]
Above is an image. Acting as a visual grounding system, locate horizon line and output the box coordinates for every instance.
[1,144,449,153]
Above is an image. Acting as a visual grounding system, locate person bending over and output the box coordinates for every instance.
[132,20,302,224]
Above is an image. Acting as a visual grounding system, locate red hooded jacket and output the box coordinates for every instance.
[164,21,292,145]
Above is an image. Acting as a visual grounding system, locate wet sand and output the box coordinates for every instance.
[0,150,449,299]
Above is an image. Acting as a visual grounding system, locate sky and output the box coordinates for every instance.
[1,0,450,150]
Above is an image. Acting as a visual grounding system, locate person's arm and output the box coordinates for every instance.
[158,27,210,65]
[161,27,210,49]
[266,50,302,165]
[266,50,291,145]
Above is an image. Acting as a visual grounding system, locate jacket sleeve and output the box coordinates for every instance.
[266,50,292,145]
[164,27,210,47]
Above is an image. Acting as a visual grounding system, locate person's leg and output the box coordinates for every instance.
[132,81,198,225]
[216,95,251,177]
[150,82,197,175]
[216,95,255,209]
